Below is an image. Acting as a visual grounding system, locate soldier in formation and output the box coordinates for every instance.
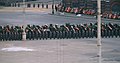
[0,25,23,41]
[24,23,120,40]
[0,23,120,41]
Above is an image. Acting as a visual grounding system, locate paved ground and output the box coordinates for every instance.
[0,8,120,26]
[0,38,120,63]
[0,7,120,63]
[0,7,52,13]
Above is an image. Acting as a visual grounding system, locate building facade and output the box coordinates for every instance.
[0,0,37,6]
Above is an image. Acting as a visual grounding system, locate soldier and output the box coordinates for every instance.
[36,27,40,40]
[55,5,58,12]
[70,25,75,39]
[26,25,30,40]
[108,23,114,38]
[114,24,119,38]
[0,26,2,41]
[36,26,42,40]
[84,24,89,38]
[73,25,79,39]
[14,30,17,40]
[2,26,7,41]
[58,25,62,39]
[18,26,23,40]
[36,26,40,40]
[19,26,23,40]
[55,24,60,39]
[26,28,31,40]
[43,25,49,40]
[32,27,36,40]
[118,24,120,37]
[4,25,9,41]
[101,23,106,38]
[77,24,82,38]
[65,23,71,39]
[49,24,56,39]
[93,23,97,38]
[14,26,19,40]
[25,28,29,40]
[61,25,68,39]
[31,25,35,40]
[15,28,19,40]
[59,25,64,39]
[0,26,3,41]
[68,24,72,39]
[9,26,14,40]
[88,23,94,38]
[13,28,16,40]
[41,25,45,39]
[106,24,112,38]
[80,24,85,38]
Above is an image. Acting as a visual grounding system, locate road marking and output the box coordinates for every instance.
[1,47,35,52]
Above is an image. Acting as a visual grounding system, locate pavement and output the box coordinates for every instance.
[0,7,52,13]
[54,12,120,22]
[0,7,120,63]
[0,38,120,63]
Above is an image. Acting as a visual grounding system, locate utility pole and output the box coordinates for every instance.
[97,0,102,63]
[22,0,26,41]
[52,0,54,14]
[23,0,25,13]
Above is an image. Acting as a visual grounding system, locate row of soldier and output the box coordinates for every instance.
[0,25,23,41]
[25,23,120,40]
[0,23,120,41]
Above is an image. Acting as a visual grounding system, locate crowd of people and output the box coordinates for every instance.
[64,7,96,15]
[57,5,120,19]
[0,23,120,41]
[102,13,120,19]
